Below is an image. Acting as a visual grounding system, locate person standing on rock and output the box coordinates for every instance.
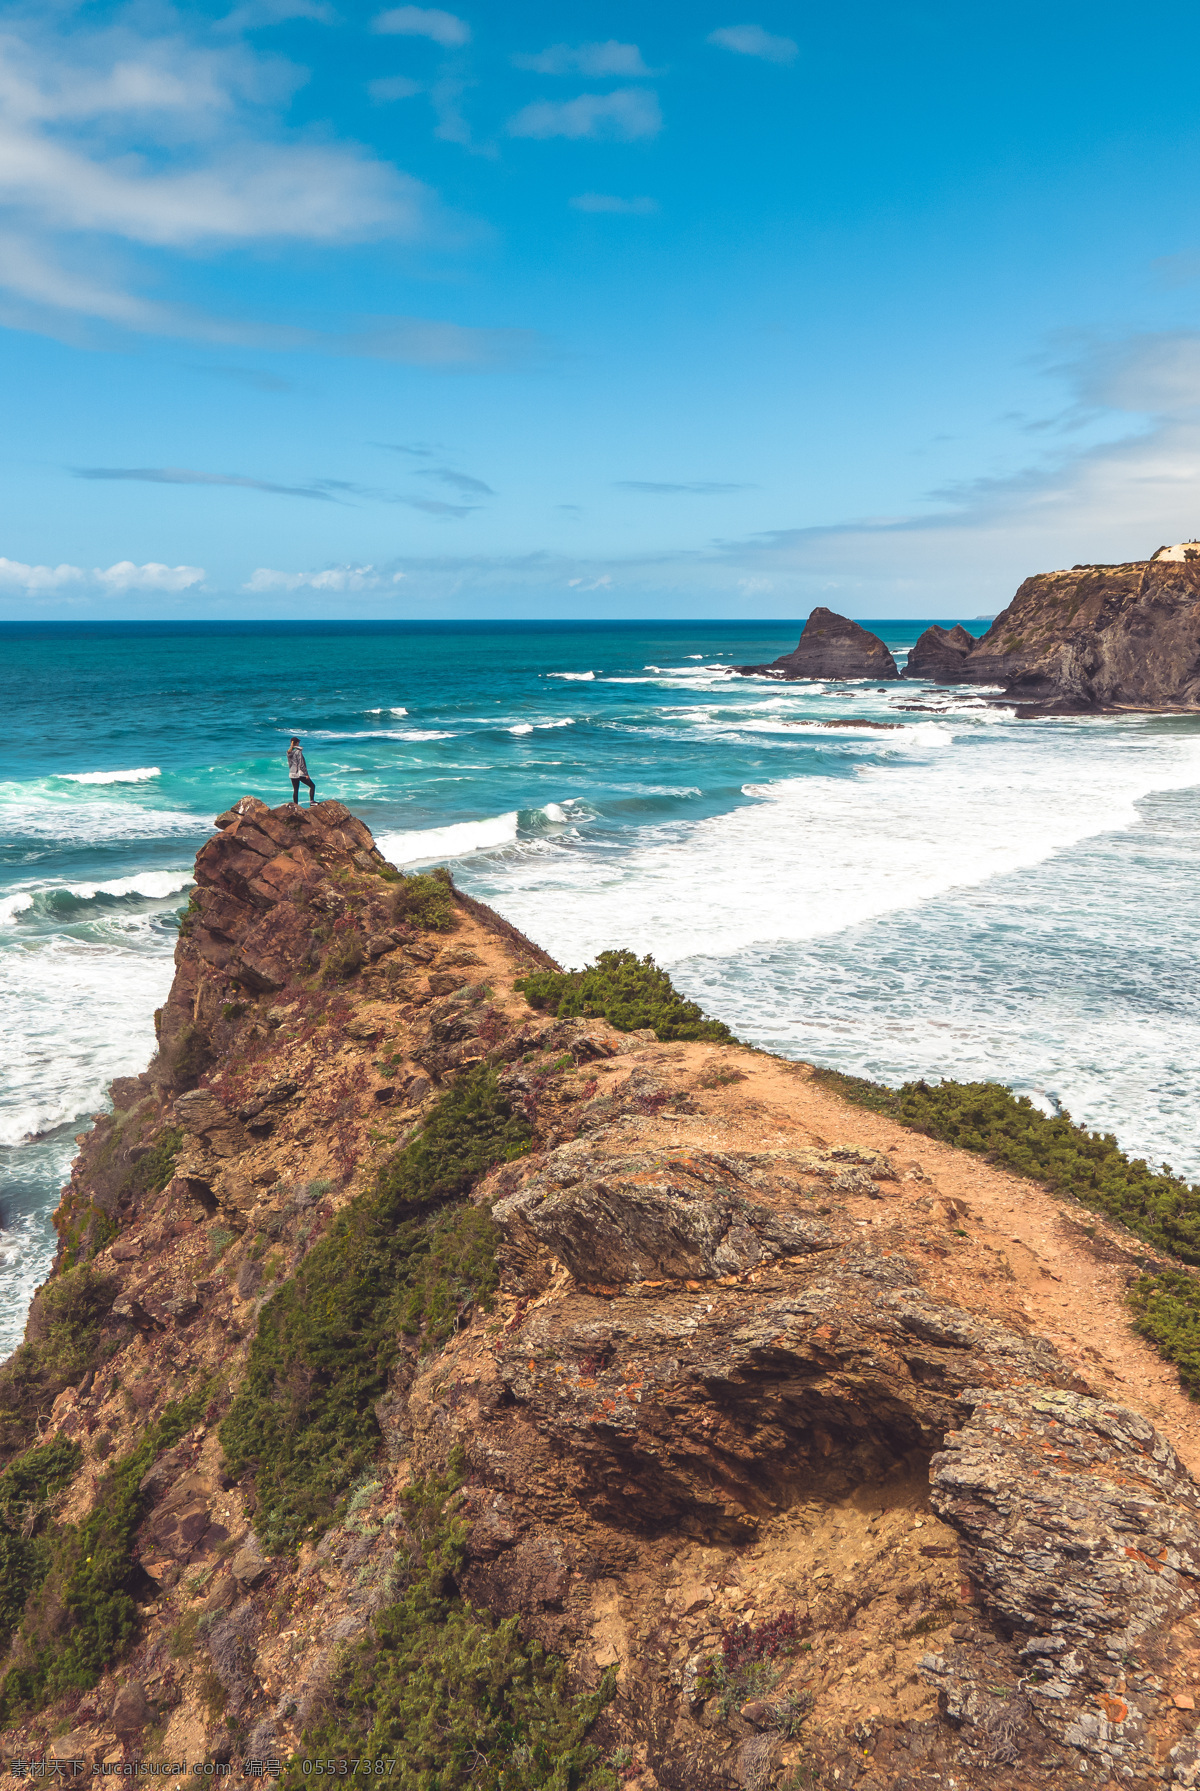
[287,737,317,805]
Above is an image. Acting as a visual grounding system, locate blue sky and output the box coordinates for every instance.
[4,1,1200,617]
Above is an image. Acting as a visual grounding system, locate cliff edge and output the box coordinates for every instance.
[3,800,1200,1790]
[958,545,1200,710]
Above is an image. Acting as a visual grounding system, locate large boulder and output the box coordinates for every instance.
[734,607,898,681]
[902,622,975,681]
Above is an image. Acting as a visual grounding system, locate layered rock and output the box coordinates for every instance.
[5,800,1200,1789]
[902,622,975,681]
[734,607,898,681]
[958,550,1200,709]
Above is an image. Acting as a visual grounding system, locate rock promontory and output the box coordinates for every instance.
[4,798,1200,1788]
[946,545,1200,709]
[734,606,898,680]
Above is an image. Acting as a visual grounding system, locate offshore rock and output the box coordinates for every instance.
[959,548,1200,709]
[903,622,975,681]
[734,606,899,681]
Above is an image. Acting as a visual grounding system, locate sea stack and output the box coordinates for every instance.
[735,606,899,680]
[903,622,975,681]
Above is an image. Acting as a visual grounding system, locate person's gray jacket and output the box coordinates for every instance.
[287,745,308,777]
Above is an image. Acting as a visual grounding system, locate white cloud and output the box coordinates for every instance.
[707,24,798,63]
[94,561,205,590]
[507,88,662,142]
[372,7,470,47]
[513,42,651,77]
[343,315,537,366]
[245,564,406,590]
[0,557,203,593]
[219,0,338,30]
[570,193,657,214]
[0,557,85,592]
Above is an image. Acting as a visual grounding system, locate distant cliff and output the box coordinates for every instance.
[957,544,1200,710]
[735,607,898,680]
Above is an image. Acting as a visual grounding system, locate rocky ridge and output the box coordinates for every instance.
[3,799,1200,1788]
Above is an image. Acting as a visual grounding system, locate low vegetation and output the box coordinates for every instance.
[0,1391,205,1724]
[814,1069,1200,1395]
[220,1066,530,1555]
[286,1452,616,1791]
[516,949,734,1044]
[0,1267,117,1464]
[392,868,457,933]
[813,1071,1200,1262]
[0,1438,82,1648]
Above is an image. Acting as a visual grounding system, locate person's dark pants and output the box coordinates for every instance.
[291,776,316,804]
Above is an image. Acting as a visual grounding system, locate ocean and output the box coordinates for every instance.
[4,617,1200,1359]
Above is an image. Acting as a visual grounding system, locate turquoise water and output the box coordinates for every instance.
[4,617,1200,1357]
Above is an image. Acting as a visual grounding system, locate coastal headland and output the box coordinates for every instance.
[736,544,1200,712]
[3,799,1200,1789]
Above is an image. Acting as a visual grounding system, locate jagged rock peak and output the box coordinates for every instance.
[734,606,899,681]
[902,622,975,681]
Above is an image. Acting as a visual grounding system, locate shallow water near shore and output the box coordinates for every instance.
[3,616,1200,1359]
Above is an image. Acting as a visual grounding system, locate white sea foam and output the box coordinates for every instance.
[364,706,408,715]
[0,784,203,844]
[377,810,520,866]
[547,671,595,680]
[469,719,1200,971]
[540,802,570,823]
[56,766,161,784]
[0,870,192,928]
[307,728,454,741]
[508,722,534,735]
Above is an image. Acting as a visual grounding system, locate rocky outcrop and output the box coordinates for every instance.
[734,607,898,681]
[6,799,1200,1789]
[958,549,1200,710]
[902,623,975,681]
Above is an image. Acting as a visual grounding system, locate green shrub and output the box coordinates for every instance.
[813,1072,1200,1263]
[0,1390,205,1723]
[0,1267,117,1464]
[285,1454,615,1791]
[322,929,367,983]
[392,868,457,933]
[0,1439,82,1647]
[516,950,733,1044]
[123,1126,183,1200]
[1128,1272,1200,1393]
[220,1067,530,1555]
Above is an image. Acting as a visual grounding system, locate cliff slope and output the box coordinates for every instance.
[959,549,1200,710]
[3,800,1200,1790]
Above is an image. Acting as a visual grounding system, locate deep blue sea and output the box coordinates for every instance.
[4,617,1200,1357]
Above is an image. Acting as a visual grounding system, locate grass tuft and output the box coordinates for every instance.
[392,869,457,933]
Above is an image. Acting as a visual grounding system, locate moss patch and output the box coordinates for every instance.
[0,1438,82,1648]
[516,949,733,1044]
[220,1067,530,1556]
[285,1452,615,1791]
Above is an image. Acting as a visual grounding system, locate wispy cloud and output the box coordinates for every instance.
[570,193,657,215]
[372,6,470,47]
[616,479,754,494]
[507,89,662,142]
[218,0,338,31]
[245,564,406,591]
[707,24,798,64]
[368,74,423,102]
[513,42,652,77]
[400,495,478,517]
[73,465,342,500]
[0,556,203,593]
[418,466,494,495]
[342,315,538,367]
[200,365,294,391]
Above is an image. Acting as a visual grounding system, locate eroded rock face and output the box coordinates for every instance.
[902,623,975,681]
[734,607,899,681]
[959,555,1200,709]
